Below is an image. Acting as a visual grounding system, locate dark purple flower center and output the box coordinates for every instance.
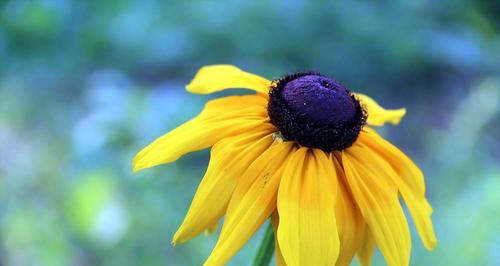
[268,73,366,151]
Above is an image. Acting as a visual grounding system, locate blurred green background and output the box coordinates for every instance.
[1,0,499,265]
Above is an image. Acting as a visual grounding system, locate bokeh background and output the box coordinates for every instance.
[1,0,500,265]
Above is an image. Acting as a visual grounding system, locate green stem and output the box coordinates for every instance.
[252,221,275,266]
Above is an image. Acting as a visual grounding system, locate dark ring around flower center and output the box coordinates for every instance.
[267,72,366,151]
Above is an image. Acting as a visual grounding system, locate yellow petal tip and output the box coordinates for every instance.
[185,84,198,94]
[132,154,145,173]
[132,165,142,174]
[185,64,270,95]
[424,238,438,251]
[378,107,406,126]
[356,93,408,126]
[390,108,407,124]
[131,148,158,173]
[171,234,180,246]
[172,229,188,246]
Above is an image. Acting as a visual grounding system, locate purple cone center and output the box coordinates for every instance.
[267,73,366,151]
[281,75,357,125]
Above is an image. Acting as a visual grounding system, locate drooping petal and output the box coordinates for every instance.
[133,95,272,172]
[358,128,437,250]
[203,140,295,266]
[271,212,286,266]
[355,93,406,126]
[172,129,275,244]
[357,227,376,266]
[331,153,365,266]
[186,65,271,95]
[277,148,340,266]
[342,144,411,266]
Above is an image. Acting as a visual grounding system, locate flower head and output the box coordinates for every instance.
[268,72,366,151]
[133,65,437,266]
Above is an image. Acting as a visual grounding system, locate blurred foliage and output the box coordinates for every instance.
[0,0,499,265]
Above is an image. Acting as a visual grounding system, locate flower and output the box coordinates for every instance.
[132,65,437,266]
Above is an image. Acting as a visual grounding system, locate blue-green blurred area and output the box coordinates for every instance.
[1,0,499,265]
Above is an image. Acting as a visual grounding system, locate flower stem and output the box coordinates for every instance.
[252,221,275,266]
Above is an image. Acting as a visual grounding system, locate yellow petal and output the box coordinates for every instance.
[357,227,376,266]
[358,129,437,250]
[172,129,274,244]
[204,222,218,236]
[133,95,272,172]
[342,145,411,266]
[271,212,286,266]
[356,93,406,126]
[331,153,365,266]
[277,148,340,266]
[359,128,425,194]
[204,140,295,266]
[186,65,271,95]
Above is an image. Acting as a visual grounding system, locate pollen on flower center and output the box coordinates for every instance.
[268,73,366,151]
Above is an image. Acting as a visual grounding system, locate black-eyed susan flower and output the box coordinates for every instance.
[133,65,437,266]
